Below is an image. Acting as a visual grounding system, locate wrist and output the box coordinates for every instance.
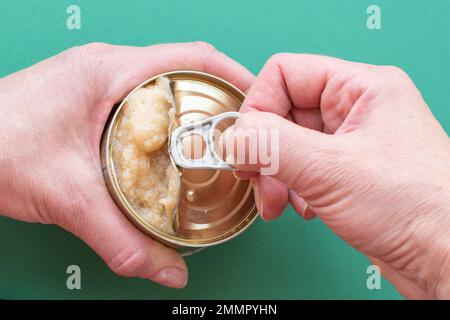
[0,85,17,216]
[431,158,450,298]
[423,206,450,299]
[429,241,450,299]
[0,77,40,222]
[381,172,450,299]
[410,191,450,299]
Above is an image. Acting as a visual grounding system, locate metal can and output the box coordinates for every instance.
[101,70,258,255]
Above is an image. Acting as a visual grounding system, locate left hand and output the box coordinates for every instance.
[0,41,254,288]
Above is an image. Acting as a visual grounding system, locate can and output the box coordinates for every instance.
[101,70,258,255]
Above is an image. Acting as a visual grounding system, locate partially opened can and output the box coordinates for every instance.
[101,71,258,255]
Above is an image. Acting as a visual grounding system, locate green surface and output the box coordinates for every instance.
[0,0,449,299]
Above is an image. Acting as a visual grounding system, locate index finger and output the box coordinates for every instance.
[72,41,255,105]
[240,53,374,131]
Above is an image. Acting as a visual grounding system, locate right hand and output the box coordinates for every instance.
[229,54,450,299]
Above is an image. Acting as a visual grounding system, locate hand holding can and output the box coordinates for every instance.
[0,42,254,288]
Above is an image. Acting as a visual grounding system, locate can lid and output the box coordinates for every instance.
[107,71,258,248]
[169,111,240,170]
[168,71,257,246]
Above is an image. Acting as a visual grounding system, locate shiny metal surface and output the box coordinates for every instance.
[170,111,240,170]
[101,71,258,254]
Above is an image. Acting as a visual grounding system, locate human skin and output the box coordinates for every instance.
[0,42,254,289]
[229,54,450,299]
[1,44,449,298]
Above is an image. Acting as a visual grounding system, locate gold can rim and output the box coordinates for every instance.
[102,70,259,249]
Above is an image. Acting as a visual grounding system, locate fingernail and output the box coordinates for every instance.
[252,181,265,220]
[153,267,188,288]
[288,189,307,218]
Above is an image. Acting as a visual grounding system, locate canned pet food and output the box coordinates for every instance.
[101,71,258,255]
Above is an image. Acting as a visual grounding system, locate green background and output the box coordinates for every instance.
[0,0,449,300]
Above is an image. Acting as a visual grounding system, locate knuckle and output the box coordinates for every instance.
[78,42,113,56]
[108,249,150,278]
[267,53,320,67]
[380,65,412,83]
[375,65,418,98]
[65,42,114,65]
[191,41,218,55]
[267,52,291,66]
[189,41,219,71]
[58,42,116,84]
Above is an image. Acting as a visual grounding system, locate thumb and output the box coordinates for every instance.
[228,112,338,192]
[61,183,188,288]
